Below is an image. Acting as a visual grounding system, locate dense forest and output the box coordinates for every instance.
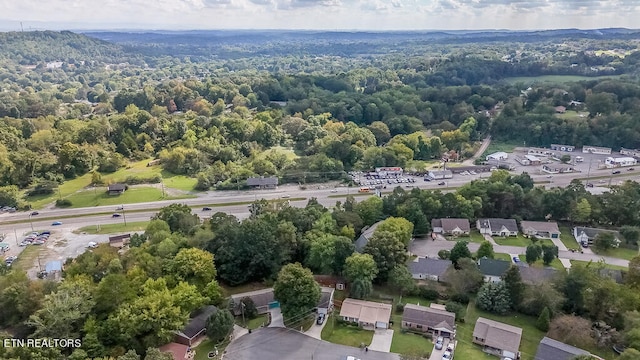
[0,30,640,208]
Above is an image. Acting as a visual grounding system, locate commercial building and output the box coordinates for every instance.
[582,145,612,155]
[486,152,509,161]
[427,170,453,180]
[375,167,403,177]
[541,164,574,174]
[528,147,555,156]
[550,144,575,152]
[605,157,637,168]
[620,148,640,158]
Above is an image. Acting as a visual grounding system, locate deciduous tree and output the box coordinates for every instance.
[449,241,471,266]
[273,263,321,324]
[363,230,407,281]
[205,309,234,343]
[476,241,494,259]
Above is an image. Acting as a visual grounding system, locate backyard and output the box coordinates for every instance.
[321,314,374,348]
[235,314,268,330]
[389,314,432,358]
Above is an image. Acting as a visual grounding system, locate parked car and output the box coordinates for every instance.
[5,256,17,267]
[30,211,39,216]
[446,343,454,352]
[87,242,98,249]
[435,336,444,350]
[51,221,62,226]
[442,351,452,360]
[39,231,50,235]
[513,256,521,263]
[317,313,325,325]
[202,207,212,211]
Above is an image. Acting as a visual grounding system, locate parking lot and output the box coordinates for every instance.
[349,171,420,190]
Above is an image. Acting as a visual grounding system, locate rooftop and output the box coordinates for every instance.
[178,305,217,339]
[402,304,455,333]
[408,257,451,277]
[473,317,523,355]
[478,258,511,277]
[534,336,590,360]
[339,298,392,325]
[520,221,560,233]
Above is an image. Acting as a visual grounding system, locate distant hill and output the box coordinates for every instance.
[0,30,135,64]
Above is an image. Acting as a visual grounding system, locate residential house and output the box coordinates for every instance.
[431,218,470,236]
[230,288,276,316]
[473,317,522,359]
[573,227,621,247]
[159,342,194,360]
[339,298,392,329]
[246,176,278,189]
[409,257,451,281]
[554,106,567,114]
[542,164,574,174]
[534,336,591,360]
[478,258,511,283]
[550,144,575,152]
[582,146,611,155]
[518,267,558,285]
[402,304,456,338]
[107,183,126,195]
[486,152,509,161]
[109,234,131,248]
[174,305,218,346]
[477,218,519,237]
[317,287,335,315]
[520,221,561,239]
[355,220,383,252]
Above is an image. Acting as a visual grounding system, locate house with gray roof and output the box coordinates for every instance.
[478,258,511,283]
[317,287,335,315]
[477,218,518,237]
[402,304,456,338]
[408,257,451,282]
[473,317,522,359]
[520,221,561,239]
[534,336,591,360]
[230,288,276,316]
[573,227,621,247]
[355,220,383,252]
[246,176,278,189]
[431,218,470,236]
[174,305,217,346]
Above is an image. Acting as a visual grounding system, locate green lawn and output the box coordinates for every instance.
[390,314,432,357]
[518,255,566,271]
[592,245,638,261]
[459,302,546,360]
[493,235,554,248]
[480,141,520,158]
[321,314,373,348]
[503,74,623,84]
[75,221,150,235]
[9,245,44,272]
[194,338,226,360]
[235,315,268,330]
[25,173,93,209]
[494,253,512,261]
[398,296,432,308]
[558,225,580,250]
[570,260,628,270]
[220,283,270,296]
[63,187,194,208]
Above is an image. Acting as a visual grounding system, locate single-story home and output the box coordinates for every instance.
[408,257,451,282]
[518,266,558,285]
[431,218,470,236]
[246,176,278,189]
[573,227,621,247]
[317,287,335,315]
[473,317,522,359]
[534,336,591,360]
[402,304,456,338]
[355,220,383,252]
[230,288,276,316]
[174,305,217,346]
[478,258,511,283]
[107,183,126,195]
[159,342,193,360]
[486,152,508,161]
[109,234,131,248]
[339,298,392,329]
[520,221,561,239]
[477,218,518,237]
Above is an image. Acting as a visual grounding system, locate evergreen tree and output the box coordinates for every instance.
[536,307,551,332]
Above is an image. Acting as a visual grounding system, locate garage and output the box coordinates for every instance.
[376,321,388,329]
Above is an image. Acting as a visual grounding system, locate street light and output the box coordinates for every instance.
[121,206,127,227]
[28,213,34,232]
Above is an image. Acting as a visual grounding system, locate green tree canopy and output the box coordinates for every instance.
[273,263,321,325]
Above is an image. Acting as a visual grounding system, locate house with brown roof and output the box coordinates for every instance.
[402,304,456,338]
[431,218,471,236]
[159,342,194,360]
[520,221,561,239]
[174,305,217,346]
[339,298,392,329]
[473,317,522,359]
[230,288,276,316]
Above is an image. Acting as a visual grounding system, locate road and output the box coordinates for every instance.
[463,136,491,165]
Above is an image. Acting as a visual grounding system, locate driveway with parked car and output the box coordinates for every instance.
[304,313,328,340]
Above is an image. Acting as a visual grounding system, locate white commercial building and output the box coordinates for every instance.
[374,167,403,177]
[605,157,637,168]
[582,145,612,155]
[620,148,640,158]
[486,151,509,161]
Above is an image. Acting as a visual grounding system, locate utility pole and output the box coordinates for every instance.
[241,302,246,327]
[14,228,18,245]
[122,206,127,227]
[28,214,34,232]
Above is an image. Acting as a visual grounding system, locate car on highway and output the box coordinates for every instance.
[628,168,635,171]
[116,206,124,210]
[112,213,121,218]
[438,181,446,186]
[435,336,444,350]
[202,207,212,211]
[513,256,521,263]
[330,189,338,193]
[281,194,291,198]
[586,183,594,187]
[612,170,621,174]
[30,211,39,216]
[51,221,62,226]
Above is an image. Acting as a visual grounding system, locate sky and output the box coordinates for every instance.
[0,0,639,31]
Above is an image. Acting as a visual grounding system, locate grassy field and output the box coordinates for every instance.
[63,187,194,208]
[9,245,44,272]
[555,110,590,120]
[503,74,623,84]
[75,221,150,235]
[458,301,546,360]
[570,260,628,270]
[494,253,512,261]
[592,245,638,261]
[480,141,520,158]
[321,314,373,348]
[389,314,432,357]
[518,255,566,271]
[493,235,554,248]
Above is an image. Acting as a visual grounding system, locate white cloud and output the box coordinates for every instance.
[0,0,637,30]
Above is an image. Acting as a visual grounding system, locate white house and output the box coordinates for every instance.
[477,219,519,237]
[605,157,637,168]
[486,152,508,161]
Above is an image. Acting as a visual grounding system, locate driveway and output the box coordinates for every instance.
[268,308,284,328]
[304,314,327,340]
[429,337,449,360]
[369,329,394,352]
